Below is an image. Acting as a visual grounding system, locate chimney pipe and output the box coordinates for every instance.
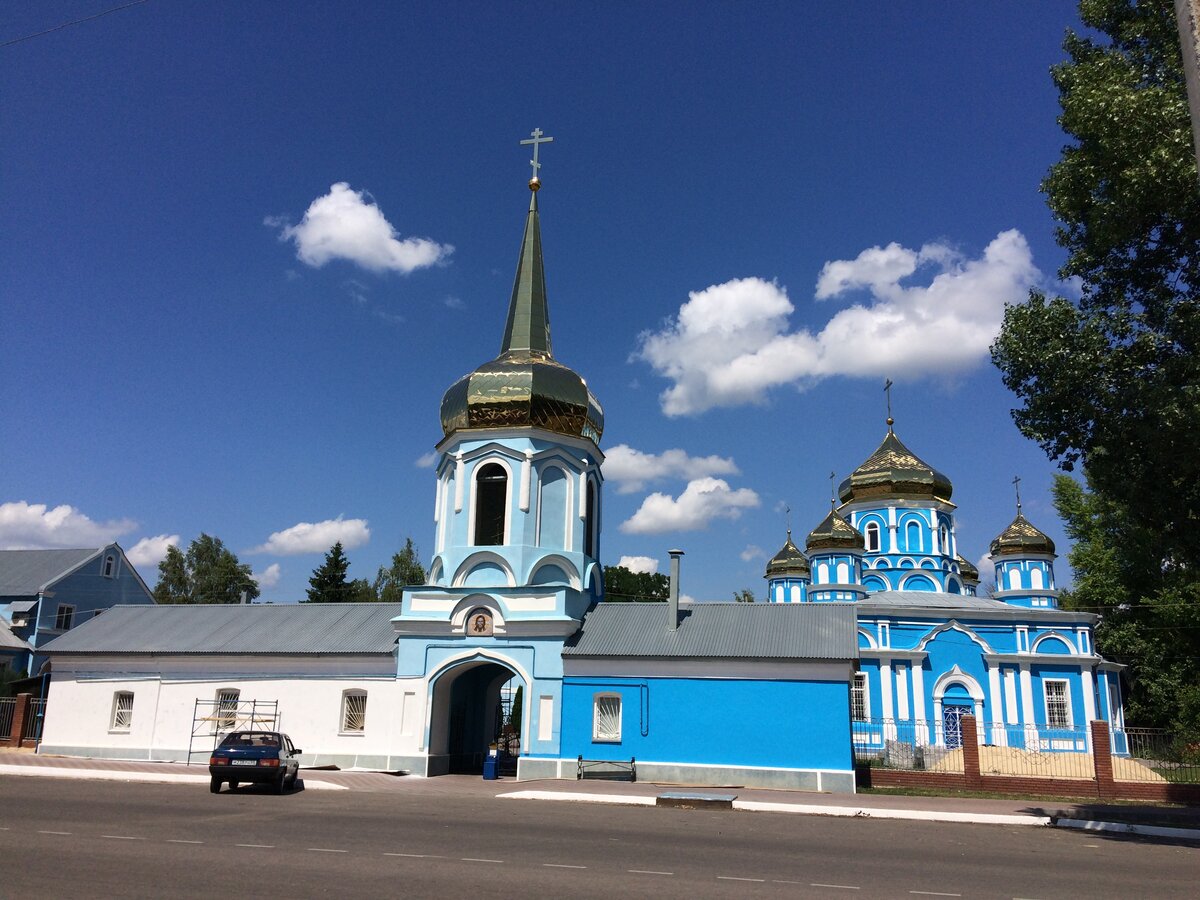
[668,549,684,630]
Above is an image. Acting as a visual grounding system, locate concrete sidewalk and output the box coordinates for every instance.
[2,748,1197,841]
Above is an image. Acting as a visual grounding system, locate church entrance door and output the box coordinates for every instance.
[429,659,524,776]
[943,704,970,749]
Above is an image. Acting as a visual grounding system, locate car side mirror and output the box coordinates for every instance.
[293,748,302,755]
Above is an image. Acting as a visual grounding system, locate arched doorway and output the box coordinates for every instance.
[428,658,525,775]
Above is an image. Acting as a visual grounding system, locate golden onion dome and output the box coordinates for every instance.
[440,187,603,444]
[989,511,1055,557]
[838,424,953,504]
[956,554,980,583]
[764,530,810,580]
[806,506,866,553]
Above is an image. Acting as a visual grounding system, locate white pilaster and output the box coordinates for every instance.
[454,453,465,512]
[1019,663,1036,748]
[987,665,1004,745]
[880,658,895,740]
[912,663,927,743]
[520,451,532,512]
[887,506,898,552]
[895,664,909,720]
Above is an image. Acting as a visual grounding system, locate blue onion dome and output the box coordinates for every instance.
[764,530,810,579]
[838,422,952,504]
[806,506,866,553]
[989,512,1055,557]
[440,189,603,444]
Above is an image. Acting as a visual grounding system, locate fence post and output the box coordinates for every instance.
[961,714,982,789]
[11,693,32,748]
[1090,720,1114,800]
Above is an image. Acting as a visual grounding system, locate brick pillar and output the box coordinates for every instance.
[961,714,983,789]
[11,693,31,748]
[1090,720,1114,800]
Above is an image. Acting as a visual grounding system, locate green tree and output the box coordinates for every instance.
[153,534,259,604]
[733,589,756,603]
[1053,475,1200,736]
[990,0,1200,737]
[508,685,523,734]
[374,537,426,603]
[307,542,361,603]
[602,565,669,602]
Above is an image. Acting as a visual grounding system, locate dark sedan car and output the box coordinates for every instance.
[208,731,302,794]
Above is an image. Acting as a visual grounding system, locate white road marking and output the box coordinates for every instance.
[101,835,143,840]
[37,830,72,835]
[628,870,674,876]
[308,848,348,853]
[809,884,860,890]
[543,863,587,869]
[734,800,1051,827]
[167,840,203,844]
[0,765,347,789]
[910,892,961,897]
[236,844,274,848]
[384,853,446,859]
[718,876,765,882]
[498,790,656,806]
[462,857,504,863]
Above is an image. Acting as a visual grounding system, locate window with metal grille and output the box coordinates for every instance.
[851,673,868,721]
[593,694,621,742]
[216,689,240,730]
[54,604,74,630]
[1044,680,1071,728]
[111,692,133,731]
[342,691,367,733]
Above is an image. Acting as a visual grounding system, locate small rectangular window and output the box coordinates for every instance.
[851,673,869,722]
[593,694,622,742]
[342,692,367,733]
[216,689,240,731]
[1044,680,1071,729]
[111,692,134,731]
[54,605,74,630]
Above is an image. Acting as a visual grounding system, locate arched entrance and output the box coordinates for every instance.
[428,658,525,775]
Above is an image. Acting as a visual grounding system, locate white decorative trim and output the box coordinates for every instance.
[451,551,517,588]
[914,620,995,654]
[527,554,581,589]
[1031,631,1078,655]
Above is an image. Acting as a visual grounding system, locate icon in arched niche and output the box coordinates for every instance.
[467,607,494,637]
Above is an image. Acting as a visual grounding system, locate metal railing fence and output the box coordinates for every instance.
[21,698,46,744]
[852,718,965,773]
[1114,728,1200,784]
[0,697,14,739]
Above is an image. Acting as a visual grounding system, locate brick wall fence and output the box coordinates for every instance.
[857,715,1200,804]
[0,693,37,748]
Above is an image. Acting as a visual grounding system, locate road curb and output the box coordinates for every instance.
[1052,817,1200,841]
[0,764,348,790]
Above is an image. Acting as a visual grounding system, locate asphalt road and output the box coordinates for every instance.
[0,775,1194,899]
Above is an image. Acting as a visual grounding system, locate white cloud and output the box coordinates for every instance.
[0,501,135,550]
[620,478,760,535]
[268,183,453,274]
[415,452,438,468]
[252,563,282,588]
[617,555,659,574]
[636,230,1040,415]
[603,444,739,494]
[126,534,180,569]
[740,545,765,562]
[251,516,370,555]
[443,295,464,309]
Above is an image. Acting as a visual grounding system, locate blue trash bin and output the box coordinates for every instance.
[482,753,499,780]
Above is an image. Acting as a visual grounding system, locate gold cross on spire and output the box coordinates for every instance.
[1012,475,1023,512]
[520,127,554,187]
[884,378,894,428]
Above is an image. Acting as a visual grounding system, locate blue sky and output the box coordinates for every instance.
[3,1,1087,601]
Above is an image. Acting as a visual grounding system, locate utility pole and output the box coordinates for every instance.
[1177,0,1200,172]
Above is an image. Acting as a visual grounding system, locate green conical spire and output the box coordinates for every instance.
[500,190,553,357]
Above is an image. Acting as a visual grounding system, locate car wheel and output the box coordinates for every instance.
[273,770,286,794]
[210,777,221,794]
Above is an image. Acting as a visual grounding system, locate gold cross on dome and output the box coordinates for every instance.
[1013,475,1023,512]
[520,128,554,181]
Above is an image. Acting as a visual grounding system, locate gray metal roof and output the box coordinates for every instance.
[41,603,404,656]
[0,623,33,652]
[0,548,102,597]
[859,591,1096,622]
[564,602,857,660]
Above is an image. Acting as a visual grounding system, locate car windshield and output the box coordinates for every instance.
[219,732,280,749]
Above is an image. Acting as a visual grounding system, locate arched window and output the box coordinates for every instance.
[836,562,850,583]
[537,465,569,548]
[102,554,116,577]
[939,524,950,556]
[905,520,922,552]
[864,522,881,552]
[1008,567,1021,590]
[1031,567,1044,589]
[215,688,240,731]
[341,690,367,733]
[583,480,597,558]
[474,463,508,546]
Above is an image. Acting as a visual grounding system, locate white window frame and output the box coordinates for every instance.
[54,604,75,631]
[851,673,869,722]
[864,522,881,552]
[341,690,367,734]
[215,688,240,731]
[468,458,513,547]
[102,554,118,578]
[592,693,622,743]
[110,691,134,731]
[1043,679,1072,729]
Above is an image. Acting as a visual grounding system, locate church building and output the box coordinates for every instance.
[35,135,1126,790]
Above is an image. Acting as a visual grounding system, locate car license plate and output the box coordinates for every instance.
[230,759,258,766]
